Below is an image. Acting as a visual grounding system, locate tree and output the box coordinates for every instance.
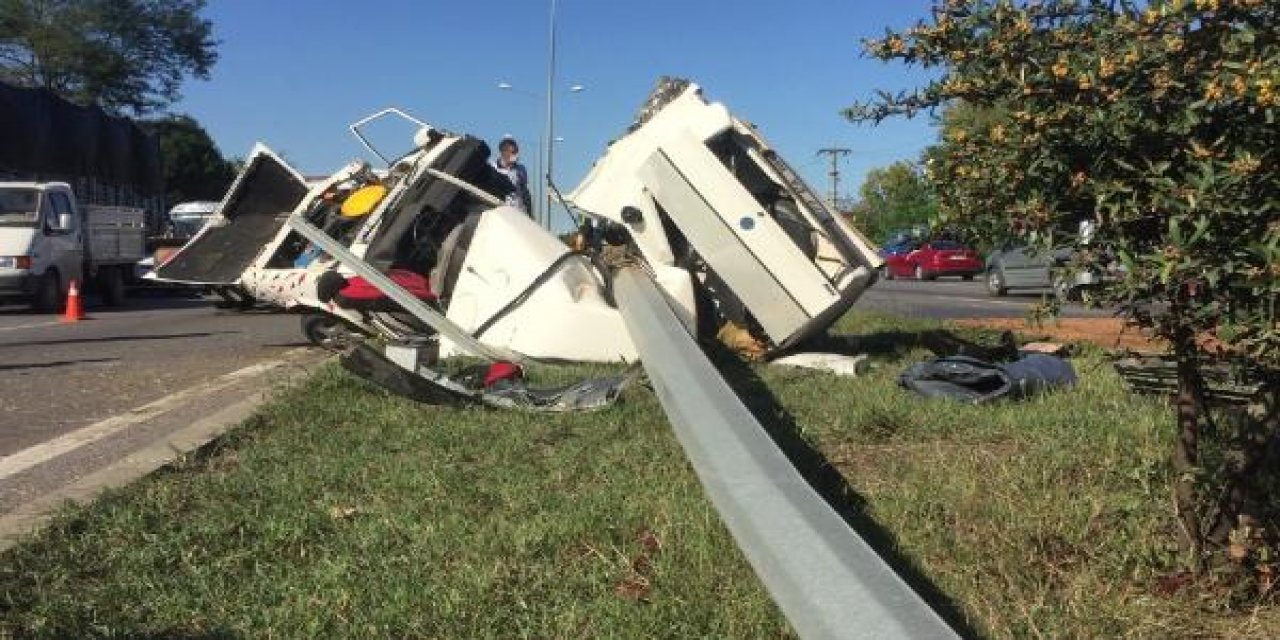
[0,0,217,115]
[850,160,938,243]
[848,0,1278,583]
[144,114,233,206]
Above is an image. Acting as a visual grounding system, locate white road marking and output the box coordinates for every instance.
[0,348,309,482]
[0,320,61,334]
[949,297,1030,307]
[869,290,1036,307]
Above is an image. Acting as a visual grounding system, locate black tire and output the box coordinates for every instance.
[962,274,975,281]
[1054,279,1082,302]
[301,313,358,352]
[213,286,257,311]
[99,267,126,307]
[32,270,61,313]
[986,269,1008,297]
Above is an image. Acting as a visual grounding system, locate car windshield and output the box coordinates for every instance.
[931,240,965,250]
[170,216,211,237]
[0,188,40,227]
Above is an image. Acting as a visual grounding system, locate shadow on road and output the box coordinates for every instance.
[0,331,238,349]
[0,295,212,317]
[706,341,981,638]
[0,357,118,372]
[89,296,213,313]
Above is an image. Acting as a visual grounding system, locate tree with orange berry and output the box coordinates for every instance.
[849,0,1277,583]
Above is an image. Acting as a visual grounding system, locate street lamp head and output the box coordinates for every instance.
[568,84,585,93]
[497,82,514,90]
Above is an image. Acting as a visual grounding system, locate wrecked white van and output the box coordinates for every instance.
[157,79,882,372]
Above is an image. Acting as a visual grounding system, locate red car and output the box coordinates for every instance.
[882,240,983,280]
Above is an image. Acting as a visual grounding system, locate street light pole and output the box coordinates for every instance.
[542,0,558,230]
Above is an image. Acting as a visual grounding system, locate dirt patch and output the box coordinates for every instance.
[953,317,1165,352]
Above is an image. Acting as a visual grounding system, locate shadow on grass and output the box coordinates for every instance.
[109,630,240,639]
[707,340,983,639]
[786,327,1020,362]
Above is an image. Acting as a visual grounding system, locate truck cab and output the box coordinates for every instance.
[0,182,85,310]
[0,182,146,311]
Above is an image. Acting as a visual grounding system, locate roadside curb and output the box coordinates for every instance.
[0,349,329,553]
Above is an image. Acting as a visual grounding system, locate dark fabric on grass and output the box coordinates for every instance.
[900,354,1077,403]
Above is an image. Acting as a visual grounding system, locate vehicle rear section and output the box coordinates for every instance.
[154,147,309,285]
[920,241,982,279]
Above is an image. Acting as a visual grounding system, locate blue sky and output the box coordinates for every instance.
[176,0,941,203]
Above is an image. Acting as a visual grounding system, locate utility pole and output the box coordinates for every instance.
[816,146,851,212]
[542,0,558,230]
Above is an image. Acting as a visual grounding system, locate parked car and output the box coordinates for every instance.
[136,201,223,291]
[877,239,918,280]
[984,244,1120,299]
[882,239,983,281]
[166,201,219,238]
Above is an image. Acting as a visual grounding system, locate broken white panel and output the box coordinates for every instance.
[639,134,841,343]
[771,353,870,377]
[442,206,639,363]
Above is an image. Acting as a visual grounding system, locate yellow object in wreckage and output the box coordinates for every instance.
[340,184,388,218]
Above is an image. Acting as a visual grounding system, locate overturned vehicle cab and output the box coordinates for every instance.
[156,79,882,407]
[569,77,882,355]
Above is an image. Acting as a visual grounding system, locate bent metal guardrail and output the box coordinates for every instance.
[614,268,959,640]
[292,208,956,636]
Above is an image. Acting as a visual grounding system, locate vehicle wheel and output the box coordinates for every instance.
[986,269,1008,297]
[962,274,975,281]
[99,267,126,307]
[32,271,61,313]
[301,313,358,352]
[214,286,256,310]
[1053,277,1081,302]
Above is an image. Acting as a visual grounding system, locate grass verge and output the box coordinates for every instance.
[754,312,1278,639]
[1,311,1275,638]
[0,364,785,637]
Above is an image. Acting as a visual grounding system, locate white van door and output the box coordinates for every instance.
[42,190,84,292]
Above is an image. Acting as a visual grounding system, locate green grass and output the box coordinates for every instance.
[1,311,1276,638]
[755,312,1279,639]
[0,365,786,638]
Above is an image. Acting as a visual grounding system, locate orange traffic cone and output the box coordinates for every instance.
[61,279,85,323]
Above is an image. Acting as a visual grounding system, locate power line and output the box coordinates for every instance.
[816,146,852,211]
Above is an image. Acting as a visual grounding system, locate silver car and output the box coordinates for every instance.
[984,244,1113,300]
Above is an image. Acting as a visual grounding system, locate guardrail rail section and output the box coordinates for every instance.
[614,268,958,640]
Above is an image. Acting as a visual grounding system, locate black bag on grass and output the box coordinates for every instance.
[899,354,1077,404]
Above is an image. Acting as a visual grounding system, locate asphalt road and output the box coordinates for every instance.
[0,291,308,456]
[859,276,1113,320]
[0,276,1102,454]
[0,275,1104,529]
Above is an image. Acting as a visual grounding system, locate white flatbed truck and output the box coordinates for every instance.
[0,181,147,311]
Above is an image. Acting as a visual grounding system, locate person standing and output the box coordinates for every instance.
[493,137,533,214]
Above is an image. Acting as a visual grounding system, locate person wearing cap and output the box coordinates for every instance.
[494,137,533,214]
